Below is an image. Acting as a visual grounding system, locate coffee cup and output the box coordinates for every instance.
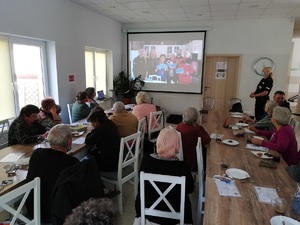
[216,134,222,143]
[272,155,281,163]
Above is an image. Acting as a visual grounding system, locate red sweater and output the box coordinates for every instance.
[176,123,211,170]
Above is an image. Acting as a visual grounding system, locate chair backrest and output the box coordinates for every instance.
[117,132,141,182]
[0,177,40,225]
[202,97,214,111]
[289,117,299,133]
[176,131,184,161]
[140,172,186,225]
[67,103,74,124]
[228,98,243,112]
[148,111,165,141]
[137,117,147,157]
[196,137,204,224]
[0,119,10,149]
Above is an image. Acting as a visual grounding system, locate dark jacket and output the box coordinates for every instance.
[51,156,104,225]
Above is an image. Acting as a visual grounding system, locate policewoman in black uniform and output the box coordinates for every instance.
[250,67,273,121]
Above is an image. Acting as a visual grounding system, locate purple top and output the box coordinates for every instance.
[257,125,298,165]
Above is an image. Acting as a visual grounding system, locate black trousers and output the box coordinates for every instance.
[255,96,269,120]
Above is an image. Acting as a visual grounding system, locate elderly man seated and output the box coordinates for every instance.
[109,101,138,138]
[8,104,47,146]
[25,124,79,223]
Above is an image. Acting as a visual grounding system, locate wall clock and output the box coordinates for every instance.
[253,57,275,75]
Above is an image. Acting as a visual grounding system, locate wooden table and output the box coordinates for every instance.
[0,126,92,195]
[203,111,300,224]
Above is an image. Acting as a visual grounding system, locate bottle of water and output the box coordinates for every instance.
[292,183,300,215]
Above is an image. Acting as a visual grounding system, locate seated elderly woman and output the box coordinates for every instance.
[131,91,156,123]
[245,100,278,131]
[38,97,62,130]
[134,128,194,225]
[176,107,211,171]
[250,106,298,165]
[109,101,138,138]
[72,91,95,122]
[63,198,120,225]
[85,106,120,171]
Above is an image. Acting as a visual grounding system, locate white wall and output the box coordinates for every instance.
[0,0,122,122]
[123,18,294,115]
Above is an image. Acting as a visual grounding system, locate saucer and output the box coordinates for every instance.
[225,168,250,179]
[222,139,239,146]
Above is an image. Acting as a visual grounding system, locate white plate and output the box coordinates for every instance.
[72,131,84,137]
[231,115,243,118]
[235,122,248,127]
[230,112,243,115]
[251,151,273,159]
[253,136,264,140]
[222,139,239,146]
[225,168,250,179]
[270,216,300,225]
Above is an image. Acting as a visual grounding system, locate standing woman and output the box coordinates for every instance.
[250,67,273,120]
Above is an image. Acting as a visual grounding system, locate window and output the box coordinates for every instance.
[85,48,107,94]
[0,36,48,120]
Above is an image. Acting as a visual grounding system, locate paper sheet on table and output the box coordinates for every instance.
[246,144,268,152]
[254,186,279,204]
[210,133,224,139]
[0,152,25,163]
[214,179,241,197]
[244,128,255,134]
[72,137,85,145]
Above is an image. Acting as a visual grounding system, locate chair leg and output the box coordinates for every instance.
[116,183,122,214]
[134,174,138,199]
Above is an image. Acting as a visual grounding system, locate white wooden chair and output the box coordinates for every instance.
[196,137,205,224]
[176,131,184,161]
[137,116,147,159]
[0,119,10,149]
[140,172,186,225]
[0,177,40,225]
[67,103,74,124]
[289,117,299,133]
[148,111,165,143]
[100,132,140,214]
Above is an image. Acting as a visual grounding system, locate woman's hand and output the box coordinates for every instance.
[251,137,262,146]
[250,92,256,98]
[248,125,258,133]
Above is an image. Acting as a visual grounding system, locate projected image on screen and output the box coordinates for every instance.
[128,31,206,94]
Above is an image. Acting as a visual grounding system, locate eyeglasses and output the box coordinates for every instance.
[0,180,13,191]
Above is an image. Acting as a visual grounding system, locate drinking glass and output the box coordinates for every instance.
[271,198,287,214]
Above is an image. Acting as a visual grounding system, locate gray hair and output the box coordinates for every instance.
[47,124,72,147]
[272,106,292,125]
[182,107,199,125]
[136,91,150,105]
[113,101,125,113]
[265,100,278,116]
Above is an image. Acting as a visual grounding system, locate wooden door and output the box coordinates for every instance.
[203,55,240,112]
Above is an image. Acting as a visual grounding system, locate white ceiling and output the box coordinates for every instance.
[70,0,300,26]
